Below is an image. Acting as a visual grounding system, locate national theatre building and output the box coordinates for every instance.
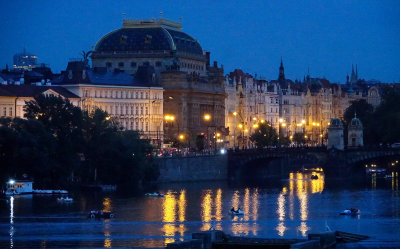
[91,18,226,144]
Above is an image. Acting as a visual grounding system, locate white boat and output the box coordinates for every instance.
[230,210,244,215]
[145,192,164,197]
[5,179,33,195]
[57,197,73,202]
[340,208,360,215]
[33,189,68,194]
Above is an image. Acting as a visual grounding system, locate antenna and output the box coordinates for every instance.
[122,12,126,20]
[159,11,163,19]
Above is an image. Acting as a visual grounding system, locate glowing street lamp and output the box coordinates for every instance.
[279,118,284,123]
[233,112,238,116]
[203,114,211,121]
[238,124,243,129]
[253,124,259,129]
[302,120,306,124]
[179,134,185,140]
[260,120,265,123]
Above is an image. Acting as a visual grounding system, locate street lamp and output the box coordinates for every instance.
[203,114,212,151]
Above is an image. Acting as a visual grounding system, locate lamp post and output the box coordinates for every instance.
[203,114,212,152]
[164,114,176,147]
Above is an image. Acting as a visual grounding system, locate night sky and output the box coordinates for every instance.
[1,0,399,83]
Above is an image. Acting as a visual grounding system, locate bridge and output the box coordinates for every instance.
[227,147,400,180]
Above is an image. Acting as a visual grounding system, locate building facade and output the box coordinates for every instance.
[53,61,164,143]
[224,61,383,147]
[91,18,226,145]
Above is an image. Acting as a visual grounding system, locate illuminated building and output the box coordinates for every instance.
[13,48,38,71]
[91,18,225,144]
[53,61,164,143]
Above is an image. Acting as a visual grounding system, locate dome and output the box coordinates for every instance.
[349,117,363,129]
[94,20,203,56]
[329,118,343,128]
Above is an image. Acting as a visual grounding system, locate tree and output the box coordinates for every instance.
[250,122,278,148]
[293,132,306,145]
[372,88,400,144]
[196,135,206,151]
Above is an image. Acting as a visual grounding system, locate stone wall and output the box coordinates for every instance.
[156,155,228,182]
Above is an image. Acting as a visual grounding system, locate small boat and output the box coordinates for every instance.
[57,197,73,202]
[230,209,244,215]
[88,210,114,219]
[310,175,319,180]
[340,208,360,215]
[145,192,164,197]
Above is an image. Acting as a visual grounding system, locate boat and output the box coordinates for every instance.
[57,197,73,202]
[340,208,360,215]
[230,209,244,215]
[5,179,33,195]
[145,192,164,197]
[33,189,68,194]
[88,210,114,219]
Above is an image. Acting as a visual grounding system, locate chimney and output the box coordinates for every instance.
[205,51,210,66]
[213,61,217,68]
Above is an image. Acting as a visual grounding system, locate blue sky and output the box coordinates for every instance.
[1,0,399,83]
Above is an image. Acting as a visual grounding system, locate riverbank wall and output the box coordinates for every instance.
[156,155,227,183]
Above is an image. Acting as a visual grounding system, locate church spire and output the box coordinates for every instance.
[278,57,285,82]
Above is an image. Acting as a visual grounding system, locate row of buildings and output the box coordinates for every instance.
[0,18,391,149]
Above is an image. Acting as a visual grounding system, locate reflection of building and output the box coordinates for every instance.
[348,116,363,148]
[0,84,80,118]
[13,48,38,71]
[327,118,344,150]
[53,61,164,142]
[91,18,225,144]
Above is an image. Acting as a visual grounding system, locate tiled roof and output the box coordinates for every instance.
[0,85,80,98]
[52,62,161,87]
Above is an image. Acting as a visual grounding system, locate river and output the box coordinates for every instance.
[0,170,399,248]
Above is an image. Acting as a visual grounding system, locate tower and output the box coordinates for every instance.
[278,57,285,82]
[348,115,363,148]
[327,118,344,150]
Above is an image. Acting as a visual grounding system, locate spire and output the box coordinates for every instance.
[278,57,285,82]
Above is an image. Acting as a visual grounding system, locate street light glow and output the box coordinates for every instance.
[233,112,238,116]
[302,120,306,124]
[260,120,265,123]
[279,118,284,123]
[204,114,211,121]
[179,134,185,140]
[238,124,243,129]
[9,179,15,185]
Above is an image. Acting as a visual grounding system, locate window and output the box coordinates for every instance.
[130,106,133,115]
[125,106,128,115]
[130,122,133,130]
[118,62,124,67]
[145,92,149,99]
[106,62,112,68]
[2,107,6,116]
[143,61,150,66]
[131,62,137,68]
[136,106,139,115]
[156,61,162,67]
[145,122,149,132]
[145,107,148,115]
[135,92,138,99]
[9,107,12,116]
[140,92,143,99]
[140,106,143,115]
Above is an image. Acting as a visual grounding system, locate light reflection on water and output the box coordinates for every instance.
[2,170,400,248]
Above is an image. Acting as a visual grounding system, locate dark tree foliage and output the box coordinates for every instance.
[343,88,400,145]
[250,122,278,148]
[196,135,205,151]
[1,94,156,190]
[293,132,306,145]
